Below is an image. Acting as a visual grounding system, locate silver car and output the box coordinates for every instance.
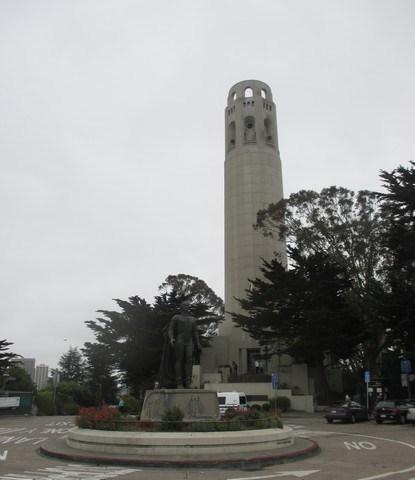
[407,405,415,423]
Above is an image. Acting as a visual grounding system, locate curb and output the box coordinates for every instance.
[39,438,320,469]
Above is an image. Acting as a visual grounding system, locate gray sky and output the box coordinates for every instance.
[1,0,414,369]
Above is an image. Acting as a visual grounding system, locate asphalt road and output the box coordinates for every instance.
[0,413,414,480]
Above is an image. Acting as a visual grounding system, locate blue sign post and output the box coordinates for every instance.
[364,371,370,411]
[401,360,412,398]
[401,360,412,374]
[271,373,278,390]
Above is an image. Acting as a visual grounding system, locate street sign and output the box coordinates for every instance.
[271,372,278,390]
[364,370,370,383]
[401,359,412,374]
[368,381,382,388]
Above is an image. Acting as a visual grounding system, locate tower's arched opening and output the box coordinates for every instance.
[244,87,253,98]
[261,89,267,99]
[264,118,273,143]
[244,116,256,143]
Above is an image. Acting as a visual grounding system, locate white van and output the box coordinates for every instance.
[217,391,248,415]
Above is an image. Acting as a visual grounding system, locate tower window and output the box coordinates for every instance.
[244,116,256,143]
[232,91,237,101]
[228,121,236,150]
[244,87,253,98]
[261,89,267,99]
[264,118,273,144]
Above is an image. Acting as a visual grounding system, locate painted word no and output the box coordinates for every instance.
[344,441,376,450]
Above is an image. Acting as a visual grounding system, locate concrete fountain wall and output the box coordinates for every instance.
[66,426,294,459]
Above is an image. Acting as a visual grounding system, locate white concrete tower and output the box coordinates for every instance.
[220,80,286,373]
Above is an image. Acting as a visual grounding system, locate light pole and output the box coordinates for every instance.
[51,369,60,415]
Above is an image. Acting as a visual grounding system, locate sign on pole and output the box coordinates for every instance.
[364,371,370,412]
[271,373,278,390]
[401,359,412,374]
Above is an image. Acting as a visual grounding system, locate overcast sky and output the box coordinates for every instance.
[1,0,414,369]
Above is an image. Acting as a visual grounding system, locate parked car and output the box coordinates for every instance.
[217,391,248,415]
[406,405,415,424]
[325,401,369,423]
[373,400,410,424]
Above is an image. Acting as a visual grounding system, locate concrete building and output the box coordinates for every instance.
[17,358,36,381]
[34,364,49,389]
[201,81,313,410]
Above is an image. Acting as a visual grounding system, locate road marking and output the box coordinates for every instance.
[0,464,141,479]
[344,432,415,451]
[0,450,7,461]
[227,470,320,480]
[355,464,415,480]
[344,441,376,450]
[301,427,415,480]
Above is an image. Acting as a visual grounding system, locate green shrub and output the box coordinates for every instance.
[56,381,94,410]
[269,416,283,428]
[227,419,243,430]
[269,396,291,412]
[35,391,55,415]
[160,407,184,431]
[261,403,271,411]
[190,421,216,432]
[61,401,79,415]
[121,394,140,415]
[221,407,283,430]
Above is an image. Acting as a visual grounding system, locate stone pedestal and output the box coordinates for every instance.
[191,364,200,388]
[140,389,219,421]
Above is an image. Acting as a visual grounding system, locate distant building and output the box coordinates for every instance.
[17,358,36,381]
[34,364,49,389]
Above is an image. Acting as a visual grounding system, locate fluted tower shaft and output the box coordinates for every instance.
[221,80,285,369]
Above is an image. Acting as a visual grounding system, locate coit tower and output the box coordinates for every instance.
[220,80,286,373]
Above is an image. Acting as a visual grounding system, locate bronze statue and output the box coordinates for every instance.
[159,305,201,389]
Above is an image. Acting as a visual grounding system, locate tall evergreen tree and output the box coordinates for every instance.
[58,346,85,382]
[82,342,118,405]
[255,187,389,375]
[233,251,362,400]
[6,365,35,392]
[85,274,224,393]
[0,339,20,381]
[86,296,162,394]
[380,162,415,355]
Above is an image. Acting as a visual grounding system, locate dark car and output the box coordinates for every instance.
[325,401,369,423]
[374,400,410,424]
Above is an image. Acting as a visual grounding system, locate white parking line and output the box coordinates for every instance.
[0,464,141,480]
[356,464,415,480]
[285,424,415,480]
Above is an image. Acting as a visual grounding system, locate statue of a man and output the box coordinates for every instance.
[167,310,201,389]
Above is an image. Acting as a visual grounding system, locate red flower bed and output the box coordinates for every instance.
[76,406,121,430]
